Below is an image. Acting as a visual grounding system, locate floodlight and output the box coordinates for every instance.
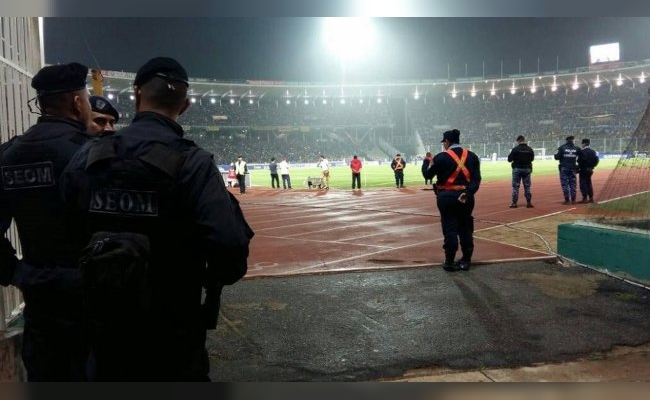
[286,99,291,105]
[323,99,328,105]
[615,75,623,86]
[490,89,496,96]
[551,85,557,92]
[470,91,476,97]
[229,98,235,104]
[107,93,114,100]
[323,18,376,63]
[451,92,457,98]
[359,98,364,104]
[572,83,579,90]
[249,99,254,105]
[129,94,135,100]
[377,98,382,103]
[530,87,536,94]
[340,99,346,104]
[510,88,516,95]
[190,98,196,103]
[305,99,309,105]
[210,98,216,104]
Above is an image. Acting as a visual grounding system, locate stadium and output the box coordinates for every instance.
[2,17,650,384]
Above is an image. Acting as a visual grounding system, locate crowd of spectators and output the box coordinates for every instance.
[184,130,372,165]
[177,98,394,129]
[410,82,648,147]
[112,81,649,162]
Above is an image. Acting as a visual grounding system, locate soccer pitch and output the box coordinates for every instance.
[249,158,619,189]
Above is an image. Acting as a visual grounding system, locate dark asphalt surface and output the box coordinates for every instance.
[206,260,650,382]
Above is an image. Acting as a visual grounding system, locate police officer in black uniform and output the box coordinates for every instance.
[554,135,581,204]
[507,135,535,208]
[424,129,481,272]
[0,62,93,381]
[577,138,599,203]
[60,56,254,381]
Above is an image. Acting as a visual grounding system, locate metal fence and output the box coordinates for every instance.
[1,17,41,331]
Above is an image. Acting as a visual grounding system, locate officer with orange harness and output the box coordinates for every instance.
[424,129,481,271]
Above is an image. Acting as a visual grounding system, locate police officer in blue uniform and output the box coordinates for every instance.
[554,135,582,204]
[87,95,120,135]
[60,56,254,381]
[0,62,93,381]
[424,129,481,271]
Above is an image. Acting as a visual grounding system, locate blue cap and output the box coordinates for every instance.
[90,95,119,122]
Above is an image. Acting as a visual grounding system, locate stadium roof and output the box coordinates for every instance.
[93,60,650,102]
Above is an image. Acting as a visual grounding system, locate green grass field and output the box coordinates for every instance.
[249,158,620,190]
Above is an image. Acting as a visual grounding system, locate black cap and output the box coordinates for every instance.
[396,153,401,157]
[134,56,189,87]
[441,129,460,143]
[516,135,525,142]
[31,62,88,95]
[89,95,119,123]
[582,138,590,145]
[566,135,575,141]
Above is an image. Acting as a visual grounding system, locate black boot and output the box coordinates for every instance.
[442,252,458,271]
[456,250,472,271]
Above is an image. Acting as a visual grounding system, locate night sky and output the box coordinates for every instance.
[43,18,650,82]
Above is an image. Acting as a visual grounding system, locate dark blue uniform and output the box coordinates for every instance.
[554,139,581,204]
[424,145,481,266]
[0,116,91,381]
[577,145,599,202]
[59,112,253,381]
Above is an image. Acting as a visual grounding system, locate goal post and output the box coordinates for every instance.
[533,148,547,159]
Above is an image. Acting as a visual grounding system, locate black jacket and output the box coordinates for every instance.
[507,143,535,169]
[0,116,90,316]
[578,146,599,171]
[424,145,482,196]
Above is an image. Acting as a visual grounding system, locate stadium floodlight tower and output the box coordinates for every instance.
[322,17,376,84]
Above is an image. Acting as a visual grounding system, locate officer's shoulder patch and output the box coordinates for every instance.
[1,161,55,190]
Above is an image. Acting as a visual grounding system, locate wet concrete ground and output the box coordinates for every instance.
[207,260,650,382]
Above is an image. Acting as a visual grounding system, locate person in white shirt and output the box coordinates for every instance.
[279,157,292,189]
[317,155,330,189]
[234,155,248,194]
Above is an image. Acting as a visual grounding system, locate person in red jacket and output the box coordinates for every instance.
[350,155,363,190]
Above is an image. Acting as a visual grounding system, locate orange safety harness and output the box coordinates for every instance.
[438,148,471,191]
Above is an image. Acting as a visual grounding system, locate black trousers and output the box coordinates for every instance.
[579,169,594,199]
[236,174,246,193]
[270,173,280,188]
[21,313,89,382]
[352,172,361,189]
[436,191,475,261]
